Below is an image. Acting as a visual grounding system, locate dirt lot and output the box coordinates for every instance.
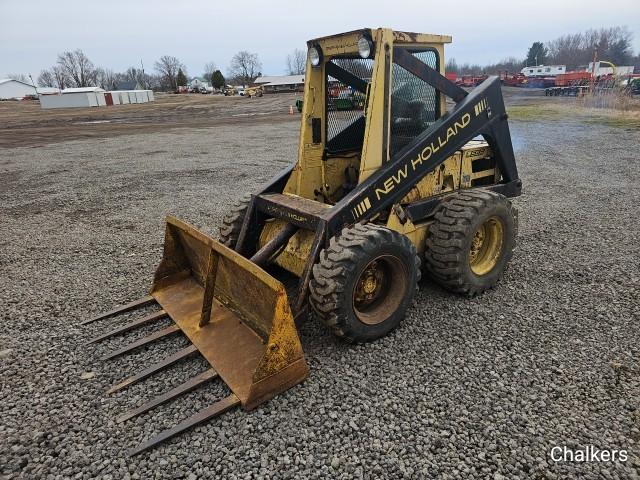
[1,91,639,479]
[0,87,557,149]
[0,92,300,148]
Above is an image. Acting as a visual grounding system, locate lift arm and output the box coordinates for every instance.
[324,74,520,234]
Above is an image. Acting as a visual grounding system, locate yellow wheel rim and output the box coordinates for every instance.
[352,255,408,326]
[469,216,504,276]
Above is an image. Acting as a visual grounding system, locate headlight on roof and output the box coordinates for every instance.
[357,36,373,59]
[309,46,322,67]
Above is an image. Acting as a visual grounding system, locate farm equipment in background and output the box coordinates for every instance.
[223,86,238,96]
[545,84,590,96]
[445,72,457,84]
[189,86,209,94]
[526,77,556,88]
[457,74,489,87]
[499,71,526,87]
[544,71,592,95]
[327,88,366,111]
[544,70,638,97]
[85,28,521,456]
[244,85,264,98]
[554,71,592,87]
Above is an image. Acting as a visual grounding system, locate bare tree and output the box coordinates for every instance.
[37,70,55,87]
[37,66,68,89]
[446,56,524,75]
[7,73,29,83]
[119,67,152,89]
[154,55,185,91]
[123,67,140,82]
[547,26,634,69]
[445,58,459,73]
[95,68,118,90]
[203,62,217,81]
[547,32,592,68]
[483,57,525,74]
[286,49,306,75]
[446,60,483,75]
[57,49,97,87]
[228,51,262,85]
[118,67,152,89]
[52,66,68,89]
[146,74,162,90]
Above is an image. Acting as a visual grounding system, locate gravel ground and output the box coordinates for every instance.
[1,113,639,479]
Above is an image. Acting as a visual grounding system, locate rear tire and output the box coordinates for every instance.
[424,189,517,296]
[309,224,420,342]
[219,194,251,248]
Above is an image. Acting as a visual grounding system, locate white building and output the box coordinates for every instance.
[40,86,155,109]
[40,87,107,109]
[520,65,566,77]
[189,78,209,89]
[36,87,60,95]
[61,86,106,94]
[0,78,37,99]
[254,75,305,93]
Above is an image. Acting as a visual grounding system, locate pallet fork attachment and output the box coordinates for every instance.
[85,217,308,455]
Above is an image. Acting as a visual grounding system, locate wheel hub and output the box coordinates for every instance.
[469,216,504,276]
[355,261,384,304]
[469,228,486,263]
[362,276,377,294]
[352,255,408,326]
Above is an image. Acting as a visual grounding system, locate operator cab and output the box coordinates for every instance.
[290,29,451,203]
[314,31,443,158]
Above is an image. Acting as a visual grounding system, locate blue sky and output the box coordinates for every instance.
[1,0,639,79]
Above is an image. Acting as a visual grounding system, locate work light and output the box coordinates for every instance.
[358,36,373,59]
[309,46,322,67]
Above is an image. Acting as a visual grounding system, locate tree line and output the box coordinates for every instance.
[32,46,309,91]
[35,50,225,91]
[447,26,639,75]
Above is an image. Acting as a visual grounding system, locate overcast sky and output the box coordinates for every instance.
[1,0,639,79]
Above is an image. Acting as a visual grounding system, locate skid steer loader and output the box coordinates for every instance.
[244,85,264,98]
[85,28,521,455]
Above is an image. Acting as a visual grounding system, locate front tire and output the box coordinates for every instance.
[219,194,251,248]
[424,189,517,296]
[309,224,420,342]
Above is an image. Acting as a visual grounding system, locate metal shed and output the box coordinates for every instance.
[0,78,37,99]
[40,87,107,109]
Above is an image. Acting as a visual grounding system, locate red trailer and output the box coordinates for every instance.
[499,71,526,87]
[458,75,488,87]
[555,71,591,87]
[445,72,457,83]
